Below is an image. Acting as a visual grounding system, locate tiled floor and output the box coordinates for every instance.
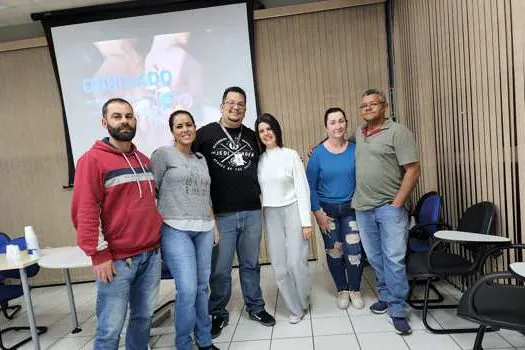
[2,263,524,349]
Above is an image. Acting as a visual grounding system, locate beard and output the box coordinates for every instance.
[107,124,136,142]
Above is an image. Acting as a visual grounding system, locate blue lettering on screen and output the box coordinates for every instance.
[83,70,173,93]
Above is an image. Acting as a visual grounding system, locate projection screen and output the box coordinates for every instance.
[33,0,258,185]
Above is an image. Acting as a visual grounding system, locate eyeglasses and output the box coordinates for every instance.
[223,100,246,109]
[359,101,384,110]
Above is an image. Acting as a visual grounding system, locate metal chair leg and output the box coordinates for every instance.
[1,305,21,320]
[0,326,47,350]
[473,325,486,350]
[408,278,445,309]
[420,279,486,334]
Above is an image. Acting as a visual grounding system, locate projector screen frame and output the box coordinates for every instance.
[32,0,259,188]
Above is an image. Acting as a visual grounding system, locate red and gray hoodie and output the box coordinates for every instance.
[71,139,162,265]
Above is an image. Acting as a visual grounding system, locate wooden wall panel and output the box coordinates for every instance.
[391,0,438,201]
[0,48,91,283]
[255,4,388,151]
[393,0,525,288]
[512,0,525,245]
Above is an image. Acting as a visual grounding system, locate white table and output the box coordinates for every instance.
[38,246,91,333]
[509,262,525,278]
[434,230,511,243]
[0,251,41,350]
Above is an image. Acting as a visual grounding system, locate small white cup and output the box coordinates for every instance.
[6,244,21,263]
[24,226,35,236]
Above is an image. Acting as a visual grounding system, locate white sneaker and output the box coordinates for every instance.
[349,291,364,309]
[289,313,305,324]
[337,290,350,309]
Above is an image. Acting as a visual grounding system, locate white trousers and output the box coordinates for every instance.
[264,201,310,316]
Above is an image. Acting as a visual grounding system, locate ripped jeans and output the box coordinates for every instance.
[319,201,363,291]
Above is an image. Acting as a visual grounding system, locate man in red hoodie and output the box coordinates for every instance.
[71,98,163,350]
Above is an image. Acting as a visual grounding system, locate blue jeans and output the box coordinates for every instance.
[161,224,213,350]
[320,201,363,291]
[95,249,161,350]
[209,210,265,321]
[356,203,410,317]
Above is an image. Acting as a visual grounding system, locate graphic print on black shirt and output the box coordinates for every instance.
[210,136,256,172]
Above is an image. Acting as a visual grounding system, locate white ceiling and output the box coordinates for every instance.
[0,0,167,28]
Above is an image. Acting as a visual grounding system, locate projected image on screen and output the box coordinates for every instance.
[85,33,204,152]
[50,2,257,165]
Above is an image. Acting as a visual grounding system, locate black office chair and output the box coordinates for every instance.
[408,191,443,254]
[406,201,498,334]
[457,244,525,350]
[406,192,446,305]
[0,284,48,350]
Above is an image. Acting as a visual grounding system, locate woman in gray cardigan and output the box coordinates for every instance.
[151,110,218,350]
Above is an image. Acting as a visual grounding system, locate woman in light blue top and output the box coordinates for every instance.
[306,107,364,310]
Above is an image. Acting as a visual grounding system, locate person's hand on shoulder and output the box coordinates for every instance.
[307,144,315,158]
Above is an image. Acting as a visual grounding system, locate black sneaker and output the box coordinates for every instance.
[249,310,276,326]
[211,315,228,339]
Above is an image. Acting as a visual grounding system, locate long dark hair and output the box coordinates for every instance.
[255,113,284,152]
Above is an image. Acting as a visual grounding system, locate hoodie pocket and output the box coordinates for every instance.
[110,204,162,251]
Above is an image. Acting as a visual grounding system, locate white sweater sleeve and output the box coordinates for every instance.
[291,150,312,227]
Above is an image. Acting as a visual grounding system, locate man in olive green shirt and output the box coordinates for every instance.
[353,89,420,335]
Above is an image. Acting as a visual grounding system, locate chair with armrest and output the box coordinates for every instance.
[406,192,445,306]
[0,233,47,350]
[408,191,443,254]
[405,201,500,334]
[0,284,48,350]
[457,244,525,350]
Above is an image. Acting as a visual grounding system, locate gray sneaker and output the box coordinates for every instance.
[337,290,350,309]
[349,291,364,309]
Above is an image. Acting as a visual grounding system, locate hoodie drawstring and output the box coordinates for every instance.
[134,151,154,196]
[122,152,154,199]
[122,153,142,198]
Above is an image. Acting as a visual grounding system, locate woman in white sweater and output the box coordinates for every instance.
[256,113,312,324]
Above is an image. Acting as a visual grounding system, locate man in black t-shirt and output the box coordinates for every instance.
[193,86,276,338]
